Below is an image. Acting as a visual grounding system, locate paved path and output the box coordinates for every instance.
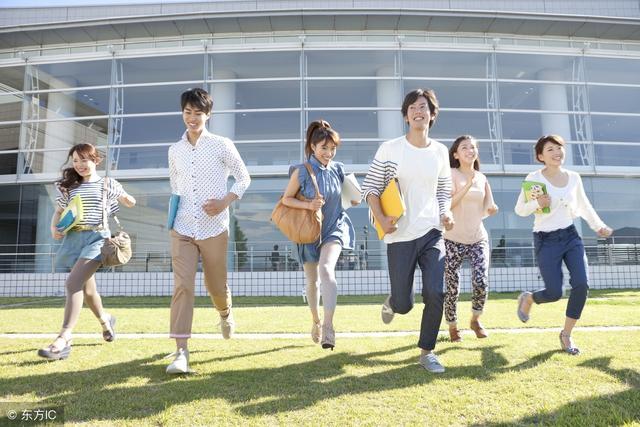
[2,325,639,340]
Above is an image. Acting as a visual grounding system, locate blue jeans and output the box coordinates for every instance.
[533,225,589,320]
[387,228,445,351]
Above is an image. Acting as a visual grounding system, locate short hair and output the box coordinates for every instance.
[180,88,213,114]
[449,135,480,171]
[401,88,439,129]
[534,134,565,163]
[304,120,341,159]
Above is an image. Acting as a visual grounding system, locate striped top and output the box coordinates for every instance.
[362,136,452,243]
[56,178,124,227]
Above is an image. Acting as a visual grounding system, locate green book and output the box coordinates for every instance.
[522,181,550,214]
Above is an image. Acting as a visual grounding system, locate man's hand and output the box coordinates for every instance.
[203,199,228,216]
[378,215,399,235]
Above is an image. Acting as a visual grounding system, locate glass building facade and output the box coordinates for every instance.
[1,25,640,274]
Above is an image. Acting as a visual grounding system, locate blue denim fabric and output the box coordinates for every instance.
[55,229,110,272]
[387,228,445,351]
[532,224,589,320]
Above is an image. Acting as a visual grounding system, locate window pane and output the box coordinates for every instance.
[119,55,204,84]
[586,56,640,85]
[0,153,17,175]
[588,85,640,114]
[119,115,184,145]
[589,177,640,235]
[499,82,584,111]
[333,140,380,165]
[308,110,379,139]
[431,111,492,140]
[121,84,191,114]
[306,51,396,77]
[405,80,489,109]
[594,144,640,166]
[22,146,107,175]
[403,51,491,79]
[32,60,112,89]
[209,51,299,79]
[497,54,581,82]
[25,119,108,168]
[110,146,169,170]
[211,80,300,110]
[0,93,22,122]
[501,112,581,141]
[307,79,401,108]
[212,112,300,141]
[238,141,300,166]
[592,115,640,143]
[0,123,20,151]
[27,89,110,119]
[0,66,24,92]
[502,142,535,165]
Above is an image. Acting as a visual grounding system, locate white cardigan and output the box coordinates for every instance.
[515,168,605,233]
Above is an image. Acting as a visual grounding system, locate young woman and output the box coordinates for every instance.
[38,143,136,360]
[282,120,357,350]
[444,135,499,342]
[515,134,612,355]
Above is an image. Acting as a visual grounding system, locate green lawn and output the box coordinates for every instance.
[0,290,639,426]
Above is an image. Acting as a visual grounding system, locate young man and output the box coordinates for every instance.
[361,88,453,373]
[166,88,251,374]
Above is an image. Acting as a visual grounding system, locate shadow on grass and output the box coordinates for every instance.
[475,356,640,426]
[0,343,638,424]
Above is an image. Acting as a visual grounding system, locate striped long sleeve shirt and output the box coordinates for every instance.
[362,136,452,243]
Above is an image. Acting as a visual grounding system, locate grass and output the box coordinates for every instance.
[0,290,639,426]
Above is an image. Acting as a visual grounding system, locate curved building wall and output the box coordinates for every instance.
[1,30,640,275]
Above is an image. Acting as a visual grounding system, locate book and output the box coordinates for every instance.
[522,180,550,214]
[167,194,180,229]
[341,173,362,210]
[56,195,84,233]
[373,178,406,239]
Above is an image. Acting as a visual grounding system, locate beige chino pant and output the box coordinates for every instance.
[169,229,232,339]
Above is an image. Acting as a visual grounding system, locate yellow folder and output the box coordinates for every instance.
[373,178,406,239]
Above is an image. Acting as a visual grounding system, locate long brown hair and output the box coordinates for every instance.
[56,143,103,191]
[449,135,480,171]
[304,120,341,160]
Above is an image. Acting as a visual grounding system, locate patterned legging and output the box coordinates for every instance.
[444,239,489,324]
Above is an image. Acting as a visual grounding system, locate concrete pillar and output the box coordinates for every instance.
[208,69,236,140]
[537,69,573,166]
[376,67,402,141]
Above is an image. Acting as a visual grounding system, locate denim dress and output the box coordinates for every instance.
[289,155,355,264]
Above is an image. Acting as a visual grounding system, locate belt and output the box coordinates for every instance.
[71,225,105,232]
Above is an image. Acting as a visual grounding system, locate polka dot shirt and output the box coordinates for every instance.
[168,129,251,240]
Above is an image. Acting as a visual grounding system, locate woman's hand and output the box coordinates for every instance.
[441,212,455,231]
[50,226,64,240]
[487,204,499,216]
[307,197,324,211]
[536,194,551,208]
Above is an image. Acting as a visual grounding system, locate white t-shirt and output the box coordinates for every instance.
[362,136,452,244]
[515,168,605,233]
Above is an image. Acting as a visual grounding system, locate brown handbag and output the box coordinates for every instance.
[271,163,323,244]
[100,178,132,267]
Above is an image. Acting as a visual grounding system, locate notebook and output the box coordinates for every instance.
[522,181,550,214]
[167,194,181,229]
[56,195,84,233]
[373,178,406,239]
[341,173,362,210]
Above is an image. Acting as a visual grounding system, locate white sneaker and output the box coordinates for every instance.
[419,353,445,373]
[165,348,190,374]
[220,310,235,339]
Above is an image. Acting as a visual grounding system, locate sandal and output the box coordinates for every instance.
[470,320,488,339]
[101,314,116,342]
[559,331,580,355]
[448,326,462,342]
[37,335,72,360]
[311,321,321,344]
